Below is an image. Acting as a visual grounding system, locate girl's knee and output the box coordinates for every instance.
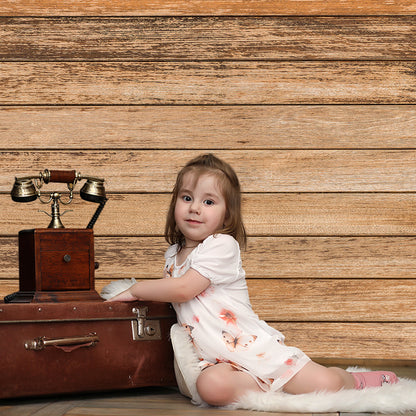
[283,362,346,394]
[315,367,345,392]
[196,366,235,406]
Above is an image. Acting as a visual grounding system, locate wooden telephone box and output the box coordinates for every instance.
[5,228,101,302]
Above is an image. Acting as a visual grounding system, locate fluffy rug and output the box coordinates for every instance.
[101,281,416,413]
[170,324,416,413]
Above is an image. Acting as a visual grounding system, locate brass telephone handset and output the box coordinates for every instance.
[11,169,107,229]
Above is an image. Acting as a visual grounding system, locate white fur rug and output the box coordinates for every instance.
[101,281,416,413]
[170,324,416,413]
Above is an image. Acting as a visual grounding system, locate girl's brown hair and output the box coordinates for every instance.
[164,153,247,249]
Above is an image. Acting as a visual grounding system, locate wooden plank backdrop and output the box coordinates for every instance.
[1,1,416,361]
[1,1,416,15]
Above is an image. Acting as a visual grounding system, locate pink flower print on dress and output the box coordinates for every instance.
[222,330,257,352]
[219,309,238,326]
[284,354,300,367]
[164,264,174,278]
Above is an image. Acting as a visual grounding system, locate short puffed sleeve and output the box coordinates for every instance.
[164,244,178,261]
[189,234,242,285]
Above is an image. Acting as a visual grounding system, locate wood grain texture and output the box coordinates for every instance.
[1,193,415,236]
[243,236,416,279]
[1,1,415,364]
[247,279,416,322]
[2,105,416,150]
[3,150,416,192]
[1,0,416,16]
[1,62,416,105]
[3,236,416,280]
[0,389,291,416]
[1,278,414,322]
[274,322,416,360]
[2,17,416,61]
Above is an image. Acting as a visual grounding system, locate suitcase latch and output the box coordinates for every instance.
[131,307,161,341]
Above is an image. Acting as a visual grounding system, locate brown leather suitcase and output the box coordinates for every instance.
[0,300,177,399]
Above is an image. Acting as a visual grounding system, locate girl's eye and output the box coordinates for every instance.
[204,199,215,206]
[182,195,192,202]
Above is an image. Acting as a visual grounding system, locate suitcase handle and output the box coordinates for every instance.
[25,333,99,351]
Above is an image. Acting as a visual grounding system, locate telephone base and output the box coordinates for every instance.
[4,290,102,303]
[4,291,35,303]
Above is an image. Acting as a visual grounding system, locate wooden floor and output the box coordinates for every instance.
[1,364,415,416]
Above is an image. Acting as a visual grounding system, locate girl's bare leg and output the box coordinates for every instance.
[196,363,262,406]
[196,361,354,406]
[196,360,397,405]
[282,361,355,394]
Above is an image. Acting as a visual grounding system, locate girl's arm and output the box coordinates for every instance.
[107,268,211,303]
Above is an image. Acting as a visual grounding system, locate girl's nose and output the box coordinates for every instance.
[190,200,200,214]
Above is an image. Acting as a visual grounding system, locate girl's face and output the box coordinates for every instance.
[174,172,227,247]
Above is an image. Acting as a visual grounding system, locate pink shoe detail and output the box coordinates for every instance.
[351,371,398,390]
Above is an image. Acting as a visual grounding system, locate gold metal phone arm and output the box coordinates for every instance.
[11,169,107,229]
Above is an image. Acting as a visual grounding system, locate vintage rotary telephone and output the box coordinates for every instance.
[5,169,107,303]
[11,169,107,229]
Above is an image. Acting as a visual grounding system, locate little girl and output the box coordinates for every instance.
[108,153,398,406]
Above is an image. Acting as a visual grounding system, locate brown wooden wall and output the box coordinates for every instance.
[1,1,416,361]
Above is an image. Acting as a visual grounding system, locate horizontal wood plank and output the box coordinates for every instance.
[1,279,414,322]
[1,0,415,16]
[248,279,416,322]
[3,150,416,192]
[1,277,414,359]
[2,0,416,366]
[243,236,416,279]
[2,105,416,150]
[3,236,416,280]
[2,17,416,61]
[1,62,416,105]
[273,322,416,360]
[0,390,277,416]
[1,193,415,236]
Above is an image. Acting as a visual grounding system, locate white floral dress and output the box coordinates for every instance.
[164,233,311,392]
